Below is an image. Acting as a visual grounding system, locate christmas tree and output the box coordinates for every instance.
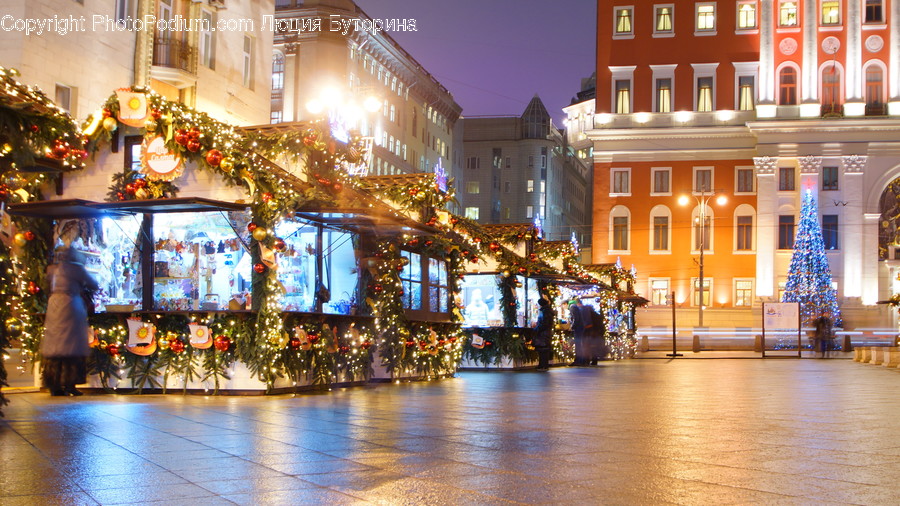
[781,189,842,326]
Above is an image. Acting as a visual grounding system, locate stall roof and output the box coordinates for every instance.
[8,197,249,218]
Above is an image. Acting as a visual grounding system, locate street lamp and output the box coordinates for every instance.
[678,190,727,327]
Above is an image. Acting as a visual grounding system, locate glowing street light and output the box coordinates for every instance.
[679,190,727,327]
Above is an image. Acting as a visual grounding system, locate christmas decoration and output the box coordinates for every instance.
[781,190,842,326]
[214,335,232,352]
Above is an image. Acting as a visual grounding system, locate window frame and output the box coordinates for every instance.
[734,279,754,307]
[610,168,632,196]
[653,4,675,36]
[734,166,756,194]
[613,6,635,38]
[651,167,672,196]
[650,205,672,254]
[778,65,799,105]
[735,213,755,252]
[692,166,714,194]
[609,206,631,254]
[779,1,799,27]
[778,167,796,192]
[691,278,712,307]
[651,64,678,113]
[778,214,795,250]
[400,250,451,319]
[864,0,883,24]
[695,2,717,34]
[464,207,480,220]
[736,1,758,31]
[820,0,841,26]
[822,214,839,250]
[822,166,839,191]
[649,278,671,306]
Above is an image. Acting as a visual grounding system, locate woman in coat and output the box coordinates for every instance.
[41,247,99,396]
[533,297,555,371]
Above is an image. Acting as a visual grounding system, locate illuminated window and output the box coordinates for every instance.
[738,75,755,110]
[615,80,631,114]
[656,78,672,113]
[466,182,480,194]
[734,280,753,306]
[527,179,534,192]
[697,4,715,31]
[821,1,840,25]
[737,2,757,29]
[779,67,798,105]
[464,207,480,220]
[655,5,673,32]
[692,278,711,306]
[694,215,711,251]
[650,279,670,305]
[697,77,713,111]
[779,1,798,26]
[615,7,633,34]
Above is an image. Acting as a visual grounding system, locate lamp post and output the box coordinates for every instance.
[678,190,726,327]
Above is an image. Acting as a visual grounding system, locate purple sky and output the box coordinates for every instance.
[354,0,596,124]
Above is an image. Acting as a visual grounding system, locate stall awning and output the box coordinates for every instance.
[7,199,116,218]
[294,208,438,236]
[94,197,249,214]
[9,197,249,219]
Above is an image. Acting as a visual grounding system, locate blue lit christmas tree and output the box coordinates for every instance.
[781,189,842,326]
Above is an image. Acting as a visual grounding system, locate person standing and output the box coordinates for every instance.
[533,298,555,371]
[569,299,589,365]
[813,315,833,358]
[581,302,602,365]
[41,247,99,396]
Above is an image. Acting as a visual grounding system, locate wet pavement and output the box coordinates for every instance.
[2,359,900,505]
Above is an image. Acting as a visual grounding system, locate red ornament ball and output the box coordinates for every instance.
[273,239,286,252]
[247,222,258,232]
[134,178,147,189]
[125,183,136,195]
[30,124,39,132]
[23,231,35,241]
[102,108,112,118]
[253,263,266,274]
[51,142,69,159]
[188,127,201,140]
[333,182,343,192]
[339,345,350,355]
[151,109,162,120]
[107,343,121,356]
[308,334,320,344]
[289,337,302,350]
[174,129,188,146]
[27,282,40,295]
[405,340,416,348]
[205,149,223,166]
[360,340,372,350]
[186,139,201,152]
[261,192,273,202]
[169,339,185,354]
[214,335,232,352]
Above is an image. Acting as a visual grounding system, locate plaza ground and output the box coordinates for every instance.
[2,358,899,505]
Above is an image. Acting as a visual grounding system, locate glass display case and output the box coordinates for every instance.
[276,219,359,314]
[515,276,541,328]
[460,274,503,327]
[152,212,250,311]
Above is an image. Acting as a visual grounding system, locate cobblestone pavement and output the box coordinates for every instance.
[2,359,900,505]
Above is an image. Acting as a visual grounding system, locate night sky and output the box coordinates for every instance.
[354,0,596,124]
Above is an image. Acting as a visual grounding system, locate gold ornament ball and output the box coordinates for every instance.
[219,157,234,172]
[5,317,23,337]
[99,340,109,350]
[102,117,118,132]
[13,233,27,247]
[145,119,158,132]
[251,227,268,241]
[135,187,150,200]
[158,337,170,350]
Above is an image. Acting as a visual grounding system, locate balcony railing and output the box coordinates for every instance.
[865,103,887,117]
[152,36,196,74]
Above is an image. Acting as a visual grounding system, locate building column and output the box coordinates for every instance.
[757,0,776,117]
[844,0,865,116]
[890,0,900,114]
[801,0,818,102]
[841,155,869,301]
[754,156,779,297]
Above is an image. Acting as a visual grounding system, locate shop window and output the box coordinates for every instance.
[153,212,251,311]
[460,274,503,327]
[734,280,753,306]
[401,251,449,315]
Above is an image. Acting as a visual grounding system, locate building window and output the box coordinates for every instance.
[692,278,712,306]
[653,168,670,194]
[612,169,631,194]
[653,216,669,251]
[466,182,480,194]
[504,207,511,219]
[655,5,673,32]
[697,77,714,112]
[736,215,753,250]
[779,167,795,191]
[242,35,254,89]
[650,279,670,305]
[200,10,215,69]
[466,157,480,169]
[694,168,712,193]
[822,166,839,190]
[54,84,72,112]
[615,7,633,34]
[865,66,884,110]
[540,180,546,193]
[737,2,757,29]
[696,3,716,31]
[779,67,798,105]
[465,207,480,220]
[734,280,753,306]
[736,168,754,193]
[613,216,629,251]
[526,206,534,218]
[615,80,631,114]
[527,180,534,192]
[505,156,511,168]
[116,0,134,22]
[271,52,284,94]
[399,251,423,311]
[864,0,883,23]
[492,148,502,169]
[738,75,755,110]
[779,1,799,26]
[694,215,711,251]
[822,214,839,250]
[656,78,672,113]
[504,181,511,193]
[821,1,840,25]
[779,215,795,249]
[822,66,842,110]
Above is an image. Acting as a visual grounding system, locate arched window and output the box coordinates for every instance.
[649,205,672,253]
[733,204,756,252]
[609,206,631,253]
[779,67,798,105]
[865,64,885,115]
[821,64,842,110]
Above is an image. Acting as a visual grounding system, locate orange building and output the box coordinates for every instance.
[579,0,900,329]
